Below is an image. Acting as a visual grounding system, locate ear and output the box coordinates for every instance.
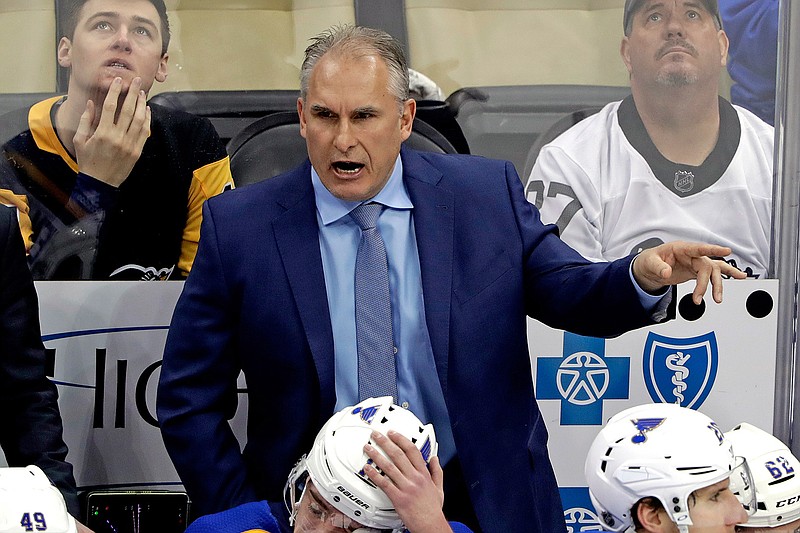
[399,97,416,142]
[297,97,307,139]
[620,36,633,75]
[155,53,169,83]
[57,37,73,68]
[636,500,673,532]
[717,29,730,68]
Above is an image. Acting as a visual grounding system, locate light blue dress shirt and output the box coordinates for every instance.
[311,154,670,466]
[312,156,456,463]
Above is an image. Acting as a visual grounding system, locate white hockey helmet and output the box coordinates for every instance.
[0,465,77,533]
[726,422,800,528]
[585,403,754,533]
[285,396,438,532]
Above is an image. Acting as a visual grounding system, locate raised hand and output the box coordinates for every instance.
[73,76,151,188]
[632,241,747,304]
[363,430,452,533]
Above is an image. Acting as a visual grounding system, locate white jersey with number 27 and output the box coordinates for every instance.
[525,97,774,279]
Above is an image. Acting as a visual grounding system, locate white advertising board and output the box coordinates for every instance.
[5,279,778,530]
[27,281,248,492]
[529,279,778,529]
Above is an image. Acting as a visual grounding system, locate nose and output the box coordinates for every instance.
[333,120,357,153]
[664,11,685,38]
[724,492,749,526]
[111,26,132,52]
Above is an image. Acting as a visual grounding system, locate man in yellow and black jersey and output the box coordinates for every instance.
[0,0,233,280]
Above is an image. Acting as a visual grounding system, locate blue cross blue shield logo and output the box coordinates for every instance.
[560,488,604,532]
[536,333,630,425]
[642,332,718,408]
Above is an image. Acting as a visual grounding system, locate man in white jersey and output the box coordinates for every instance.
[525,0,774,278]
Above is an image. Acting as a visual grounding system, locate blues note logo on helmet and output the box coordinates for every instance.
[0,465,77,533]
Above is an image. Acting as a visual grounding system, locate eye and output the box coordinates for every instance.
[134,27,152,37]
[314,109,334,119]
[710,490,724,502]
[354,111,374,120]
[308,501,325,518]
[94,21,112,30]
[687,10,699,20]
[648,12,662,23]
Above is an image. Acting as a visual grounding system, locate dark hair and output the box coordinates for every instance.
[300,24,409,104]
[61,0,171,56]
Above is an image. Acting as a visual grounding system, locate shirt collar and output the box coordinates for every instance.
[311,155,413,226]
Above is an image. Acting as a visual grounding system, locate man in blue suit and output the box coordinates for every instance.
[157,25,744,533]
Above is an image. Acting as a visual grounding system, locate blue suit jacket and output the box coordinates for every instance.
[158,147,660,532]
[0,205,79,517]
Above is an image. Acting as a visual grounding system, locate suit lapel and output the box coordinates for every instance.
[272,162,336,414]
[402,148,454,396]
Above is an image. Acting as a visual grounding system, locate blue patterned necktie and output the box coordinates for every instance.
[349,202,398,402]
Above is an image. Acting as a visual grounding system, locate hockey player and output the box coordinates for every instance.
[526,0,773,279]
[726,423,800,533]
[185,396,472,533]
[0,465,78,533]
[585,403,754,532]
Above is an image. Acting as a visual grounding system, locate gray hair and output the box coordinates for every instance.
[299,25,410,104]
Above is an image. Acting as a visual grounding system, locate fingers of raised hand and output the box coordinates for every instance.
[690,256,713,304]
[119,78,150,139]
[117,77,143,121]
[365,432,431,489]
[380,431,430,475]
[364,433,404,483]
[689,256,741,305]
[73,99,96,148]
[93,80,149,159]
[98,77,123,129]
[362,444,400,498]
[428,456,445,503]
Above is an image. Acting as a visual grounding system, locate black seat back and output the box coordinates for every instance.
[227,111,459,187]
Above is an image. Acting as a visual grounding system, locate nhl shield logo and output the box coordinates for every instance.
[674,170,695,193]
[643,332,718,408]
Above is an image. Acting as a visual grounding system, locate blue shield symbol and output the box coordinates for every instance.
[643,332,718,409]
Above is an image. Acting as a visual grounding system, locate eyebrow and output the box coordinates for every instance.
[353,106,380,115]
[641,1,706,13]
[309,104,333,114]
[308,105,380,116]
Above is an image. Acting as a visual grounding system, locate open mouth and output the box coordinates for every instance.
[332,161,365,175]
[105,60,131,70]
